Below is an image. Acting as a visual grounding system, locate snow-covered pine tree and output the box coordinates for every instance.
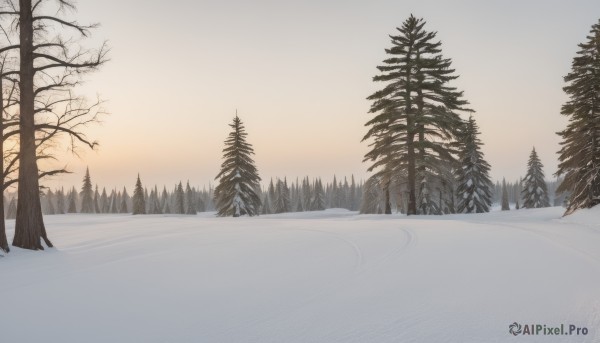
[185,182,196,215]
[455,116,493,213]
[120,187,129,213]
[56,188,66,214]
[67,187,77,213]
[261,194,271,215]
[132,174,146,215]
[311,178,326,211]
[363,15,469,215]
[501,178,510,211]
[80,167,94,213]
[302,177,312,211]
[556,19,600,215]
[93,186,101,213]
[214,114,262,217]
[152,186,162,214]
[160,186,168,211]
[110,190,119,213]
[274,178,291,214]
[349,175,357,211]
[45,190,56,215]
[174,182,185,214]
[521,147,550,208]
[100,187,109,213]
[267,179,276,213]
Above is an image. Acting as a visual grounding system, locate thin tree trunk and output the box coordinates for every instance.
[407,129,417,215]
[0,78,8,253]
[384,186,391,214]
[13,0,52,250]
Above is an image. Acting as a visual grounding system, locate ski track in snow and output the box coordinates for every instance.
[1,207,599,342]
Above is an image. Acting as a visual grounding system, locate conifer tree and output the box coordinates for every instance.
[56,188,66,214]
[273,178,291,214]
[132,175,146,215]
[214,114,262,217]
[93,186,101,213]
[311,179,326,211]
[100,188,109,213]
[110,190,119,213]
[501,178,510,211]
[45,190,56,215]
[521,148,550,209]
[120,187,130,213]
[261,194,272,215]
[174,182,185,214]
[349,175,357,211]
[185,182,196,215]
[161,187,170,213]
[302,177,312,211]
[363,15,469,215]
[267,179,276,213]
[556,19,600,215]
[80,167,94,213]
[360,176,382,214]
[455,117,493,213]
[67,187,77,213]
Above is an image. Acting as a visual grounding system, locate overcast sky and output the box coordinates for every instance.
[42,0,600,191]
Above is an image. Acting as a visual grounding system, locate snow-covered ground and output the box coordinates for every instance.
[1,207,599,342]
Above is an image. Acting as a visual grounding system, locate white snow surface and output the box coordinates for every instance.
[2,207,600,342]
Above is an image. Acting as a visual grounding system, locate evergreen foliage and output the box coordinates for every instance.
[363,15,469,215]
[185,182,196,215]
[521,148,550,208]
[80,167,94,213]
[214,114,262,217]
[132,175,146,215]
[455,116,493,213]
[67,187,77,213]
[501,178,510,211]
[311,179,326,211]
[174,182,185,214]
[556,19,600,215]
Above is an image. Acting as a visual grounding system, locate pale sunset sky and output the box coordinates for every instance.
[43,0,600,191]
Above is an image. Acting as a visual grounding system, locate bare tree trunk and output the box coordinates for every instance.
[384,186,391,214]
[0,78,8,253]
[12,0,52,250]
[407,125,417,215]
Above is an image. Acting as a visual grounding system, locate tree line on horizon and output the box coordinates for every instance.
[1,10,599,252]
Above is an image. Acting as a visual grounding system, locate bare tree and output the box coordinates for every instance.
[0,0,107,250]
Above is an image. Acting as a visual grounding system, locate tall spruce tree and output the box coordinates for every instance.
[363,15,469,215]
[80,167,94,213]
[501,178,510,211]
[132,175,146,215]
[522,148,550,208]
[214,114,262,217]
[556,19,600,215]
[455,116,493,213]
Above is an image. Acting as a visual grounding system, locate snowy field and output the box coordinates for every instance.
[1,207,600,342]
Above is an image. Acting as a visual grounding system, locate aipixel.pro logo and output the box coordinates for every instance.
[509,322,588,337]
